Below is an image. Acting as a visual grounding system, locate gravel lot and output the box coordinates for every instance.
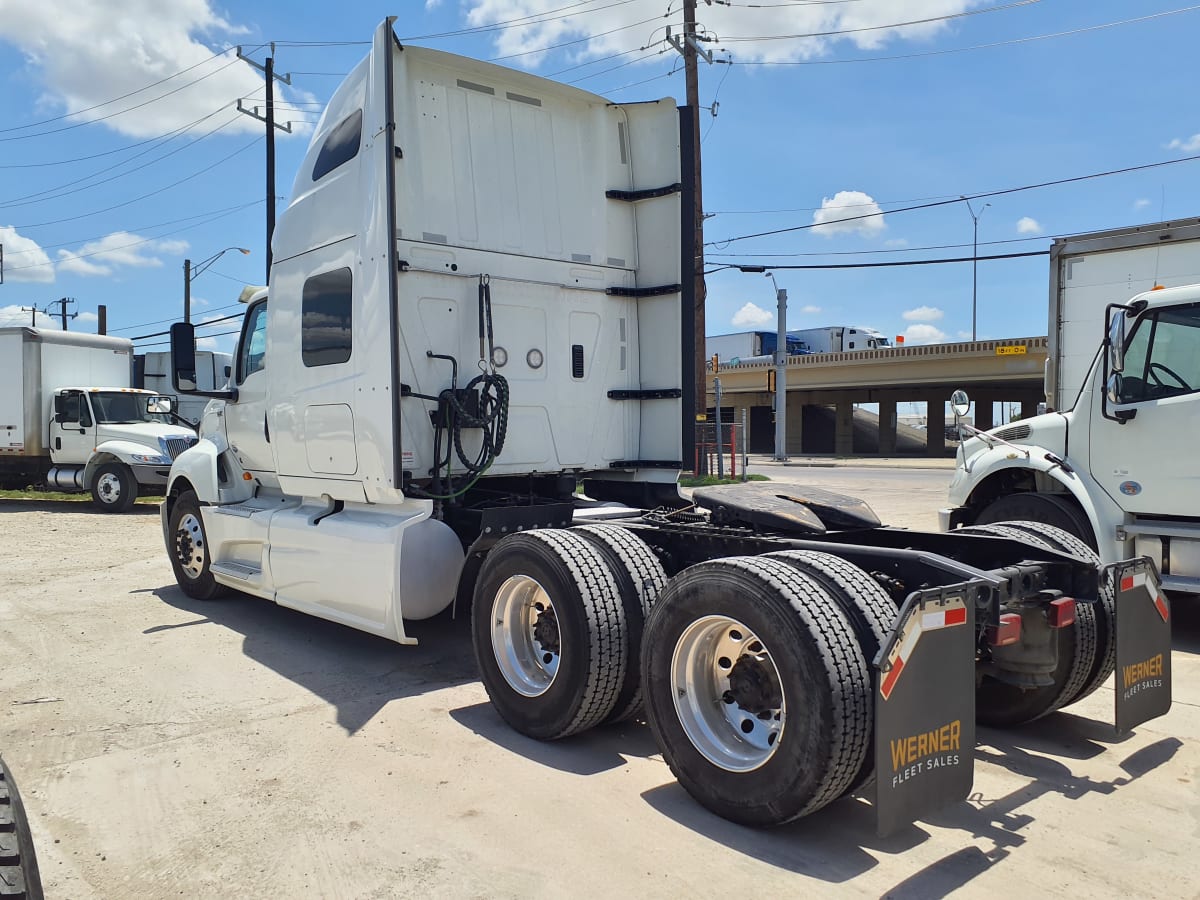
[1,482,1197,899]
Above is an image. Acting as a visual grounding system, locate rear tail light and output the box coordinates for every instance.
[986,613,1022,647]
[1048,597,1076,628]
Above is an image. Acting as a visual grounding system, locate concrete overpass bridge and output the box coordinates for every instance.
[706,337,1048,457]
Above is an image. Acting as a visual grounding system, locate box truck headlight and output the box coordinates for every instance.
[131,453,171,464]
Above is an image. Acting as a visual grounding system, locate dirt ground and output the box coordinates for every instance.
[1,490,1197,899]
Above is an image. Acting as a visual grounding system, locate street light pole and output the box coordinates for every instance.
[770,273,788,461]
[183,247,251,323]
[961,197,990,342]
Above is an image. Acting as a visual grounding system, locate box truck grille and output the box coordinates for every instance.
[163,436,198,460]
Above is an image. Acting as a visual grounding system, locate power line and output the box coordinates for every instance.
[727,5,1200,66]
[709,151,1200,246]
[12,137,262,229]
[719,0,1042,43]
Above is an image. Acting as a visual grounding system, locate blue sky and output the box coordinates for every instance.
[1,0,1198,355]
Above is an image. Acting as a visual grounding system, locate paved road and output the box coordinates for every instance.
[1,487,1196,899]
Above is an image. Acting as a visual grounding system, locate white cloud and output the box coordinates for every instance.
[1016,216,1041,234]
[811,191,885,238]
[903,323,947,345]
[196,336,218,350]
[56,232,189,277]
[0,226,54,282]
[731,302,773,328]
[884,238,909,249]
[76,311,99,323]
[902,305,944,322]
[461,0,979,66]
[0,1,315,139]
[1134,198,1152,210]
[0,305,58,328]
[1167,134,1200,153]
[956,330,973,340]
[800,304,821,314]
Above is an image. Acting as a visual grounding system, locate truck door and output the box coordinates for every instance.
[49,390,94,463]
[1090,302,1200,515]
[225,299,275,477]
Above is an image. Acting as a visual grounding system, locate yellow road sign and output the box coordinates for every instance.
[996,345,1027,356]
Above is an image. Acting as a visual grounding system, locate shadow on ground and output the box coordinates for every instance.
[149,584,478,734]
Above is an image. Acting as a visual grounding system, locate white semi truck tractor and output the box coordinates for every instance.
[0,327,197,511]
[942,220,1200,597]
[160,18,1174,834]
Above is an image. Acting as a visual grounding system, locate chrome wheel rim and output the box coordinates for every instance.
[491,575,560,697]
[671,615,786,772]
[174,513,206,580]
[96,472,121,504]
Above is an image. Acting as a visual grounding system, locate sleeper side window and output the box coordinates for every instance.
[311,110,362,182]
[302,268,353,367]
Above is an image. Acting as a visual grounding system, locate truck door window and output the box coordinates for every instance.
[302,268,353,367]
[239,302,268,384]
[1119,303,1200,402]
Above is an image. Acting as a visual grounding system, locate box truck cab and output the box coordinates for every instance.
[0,327,198,511]
[943,282,1200,595]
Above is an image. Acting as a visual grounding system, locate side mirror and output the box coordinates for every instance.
[147,396,174,414]
[1106,372,1125,405]
[1108,310,1127,373]
[170,322,198,392]
[52,395,65,420]
[950,389,971,418]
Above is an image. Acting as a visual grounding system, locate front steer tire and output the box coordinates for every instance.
[167,491,229,601]
[641,556,871,827]
[90,462,137,513]
[0,756,44,900]
[472,530,627,741]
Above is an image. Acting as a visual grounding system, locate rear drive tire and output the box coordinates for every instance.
[641,556,870,826]
[0,756,44,900]
[574,524,666,724]
[472,530,626,740]
[976,492,1096,550]
[90,462,137,513]
[960,522,1098,726]
[764,550,897,793]
[167,491,230,601]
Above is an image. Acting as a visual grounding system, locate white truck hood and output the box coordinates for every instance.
[96,422,195,449]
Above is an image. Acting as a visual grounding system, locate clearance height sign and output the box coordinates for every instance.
[874,591,976,836]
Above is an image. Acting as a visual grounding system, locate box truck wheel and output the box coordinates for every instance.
[641,556,870,826]
[90,462,137,513]
[973,520,1114,707]
[764,549,897,793]
[574,524,666,724]
[167,491,230,601]
[976,492,1095,550]
[960,523,1099,726]
[0,755,45,900]
[472,530,626,740]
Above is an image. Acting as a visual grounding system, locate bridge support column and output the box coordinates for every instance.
[926,394,946,457]
[974,397,994,431]
[835,397,854,456]
[878,398,897,455]
[785,392,804,454]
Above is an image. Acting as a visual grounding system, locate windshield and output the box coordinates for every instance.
[90,392,172,425]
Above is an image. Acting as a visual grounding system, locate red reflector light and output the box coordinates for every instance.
[1048,597,1076,628]
[987,613,1022,647]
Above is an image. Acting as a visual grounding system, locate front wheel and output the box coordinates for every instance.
[90,462,137,513]
[167,491,228,600]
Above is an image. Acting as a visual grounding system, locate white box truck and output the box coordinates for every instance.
[0,327,198,511]
[159,18,1172,835]
[943,219,1200,595]
[136,349,232,425]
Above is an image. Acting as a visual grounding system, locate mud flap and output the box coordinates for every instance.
[874,586,976,836]
[1112,558,1172,734]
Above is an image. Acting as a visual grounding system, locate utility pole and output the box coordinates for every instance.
[46,297,76,330]
[669,0,713,470]
[183,258,192,324]
[773,280,788,461]
[21,306,37,327]
[238,45,293,279]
